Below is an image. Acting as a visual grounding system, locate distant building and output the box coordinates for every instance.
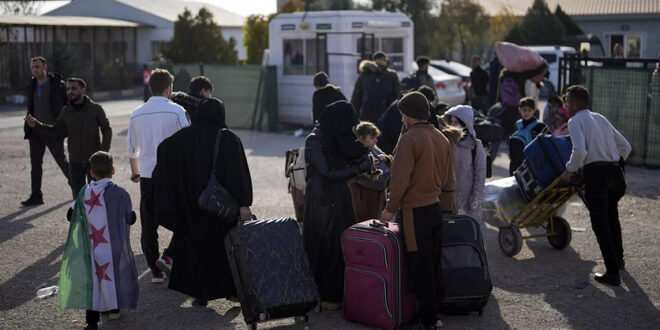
[45,0,247,63]
[476,0,660,58]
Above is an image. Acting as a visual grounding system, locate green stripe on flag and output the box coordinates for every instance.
[58,186,93,310]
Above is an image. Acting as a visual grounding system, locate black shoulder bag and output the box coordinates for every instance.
[198,129,240,221]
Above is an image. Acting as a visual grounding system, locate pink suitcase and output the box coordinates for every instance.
[342,220,417,330]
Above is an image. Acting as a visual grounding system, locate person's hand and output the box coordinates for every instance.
[239,206,253,221]
[378,154,389,162]
[25,115,37,128]
[560,170,573,182]
[130,173,140,183]
[371,173,381,182]
[379,209,394,225]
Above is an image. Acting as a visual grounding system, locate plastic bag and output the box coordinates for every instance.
[482,177,527,228]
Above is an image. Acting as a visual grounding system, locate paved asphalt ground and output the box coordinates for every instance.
[0,99,659,329]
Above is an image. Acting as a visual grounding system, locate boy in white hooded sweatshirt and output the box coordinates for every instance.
[443,105,487,225]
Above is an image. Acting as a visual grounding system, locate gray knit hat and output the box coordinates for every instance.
[398,91,430,120]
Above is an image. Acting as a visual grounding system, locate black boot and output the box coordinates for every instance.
[21,193,44,206]
[594,272,621,286]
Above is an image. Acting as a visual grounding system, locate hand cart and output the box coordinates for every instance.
[497,177,585,256]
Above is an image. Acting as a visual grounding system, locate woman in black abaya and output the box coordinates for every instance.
[303,100,372,309]
[152,98,253,305]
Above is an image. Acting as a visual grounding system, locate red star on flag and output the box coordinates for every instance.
[89,224,109,249]
[84,189,103,214]
[94,260,112,283]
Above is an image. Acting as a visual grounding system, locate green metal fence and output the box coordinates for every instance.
[581,67,660,166]
[164,63,278,131]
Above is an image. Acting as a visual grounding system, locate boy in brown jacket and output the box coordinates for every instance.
[380,91,451,330]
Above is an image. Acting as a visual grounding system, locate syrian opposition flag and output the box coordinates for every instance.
[59,179,118,311]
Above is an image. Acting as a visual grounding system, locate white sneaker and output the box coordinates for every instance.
[151,272,167,284]
[156,256,173,276]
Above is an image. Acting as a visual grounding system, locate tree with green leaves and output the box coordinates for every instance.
[243,15,269,65]
[555,5,584,36]
[432,0,489,62]
[505,0,565,45]
[163,7,238,64]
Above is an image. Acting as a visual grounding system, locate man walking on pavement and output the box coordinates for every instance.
[470,56,490,113]
[22,56,70,206]
[127,69,190,284]
[351,51,401,123]
[380,92,451,330]
[26,77,111,198]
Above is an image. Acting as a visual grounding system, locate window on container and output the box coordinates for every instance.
[283,39,304,75]
[306,37,327,75]
[381,37,404,72]
[626,36,641,58]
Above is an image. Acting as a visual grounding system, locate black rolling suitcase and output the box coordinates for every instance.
[225,218,320,329]
[438,215,492,315]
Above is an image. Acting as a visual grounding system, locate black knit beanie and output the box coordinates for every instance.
[313,72,329,87]
[398,91,430,120]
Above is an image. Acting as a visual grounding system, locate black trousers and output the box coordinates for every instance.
[28,131,70,196]
[139,177,176,275]
[400,203,443,327]
[584,163,626,276]
[86,309,120,325]
[69,161,93,199]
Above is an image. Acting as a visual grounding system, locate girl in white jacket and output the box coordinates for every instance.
[443,105,487,225]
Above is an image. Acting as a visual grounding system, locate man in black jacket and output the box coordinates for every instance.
[311,72,346,124]
[22,57,70,206]
[171,75,221,124]
[26,78,112,198]
[470,56,489,113]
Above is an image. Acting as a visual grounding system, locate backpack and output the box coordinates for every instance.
[285,147,307,191]
[360,72,391,122]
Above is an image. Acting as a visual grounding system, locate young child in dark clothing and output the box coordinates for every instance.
[509,97,546,175]
[348,121,392,222]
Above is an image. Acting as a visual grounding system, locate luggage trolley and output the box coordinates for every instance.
[497,177,584,257]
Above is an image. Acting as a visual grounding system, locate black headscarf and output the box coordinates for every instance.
[195,98,227,128]
[318,100,368,161]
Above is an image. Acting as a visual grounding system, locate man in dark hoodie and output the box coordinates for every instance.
[22,56,70,206]
[26,78,112,198]
[171,76,225,125]
[351,52,401,123]
[311,72,346,124]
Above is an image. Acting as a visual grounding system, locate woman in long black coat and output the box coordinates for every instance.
[303,100,372,308]
[152,98,253,304]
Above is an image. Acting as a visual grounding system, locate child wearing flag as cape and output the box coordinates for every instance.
[59,151,138,330]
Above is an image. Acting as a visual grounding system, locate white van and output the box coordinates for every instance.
[526,46,576,90]
[268,10,414,125]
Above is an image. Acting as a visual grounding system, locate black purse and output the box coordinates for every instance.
[198,129,240,221]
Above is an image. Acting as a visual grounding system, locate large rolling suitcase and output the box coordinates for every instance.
[342,220,416,330]
[438,215,492,315]
[225,218,320,329]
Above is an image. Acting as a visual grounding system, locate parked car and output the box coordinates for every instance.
[411,62,465,106]
[430,60,473,103]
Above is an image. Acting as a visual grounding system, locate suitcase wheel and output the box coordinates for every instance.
[498,226,523,257]
[258,312,269,321]
[294,315,309,323]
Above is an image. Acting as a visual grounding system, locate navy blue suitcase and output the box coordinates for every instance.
[225,218,320,329]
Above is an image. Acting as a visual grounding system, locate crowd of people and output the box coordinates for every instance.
[20,51,631,330]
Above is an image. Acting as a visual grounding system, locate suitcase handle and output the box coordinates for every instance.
[370,220,389,228]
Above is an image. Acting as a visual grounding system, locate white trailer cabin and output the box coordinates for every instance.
[268,11,414,126]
